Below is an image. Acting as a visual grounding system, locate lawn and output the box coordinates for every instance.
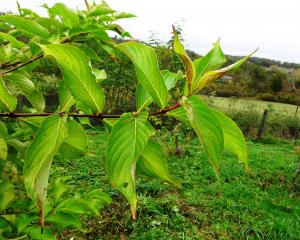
[201,96,299,117]
[50,130,300,240]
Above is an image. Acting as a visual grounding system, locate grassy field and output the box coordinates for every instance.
[50,130,300,240]
[201,96,298,116]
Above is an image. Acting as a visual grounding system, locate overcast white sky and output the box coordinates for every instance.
[2,0,300,63]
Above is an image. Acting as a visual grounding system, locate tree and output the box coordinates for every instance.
[0,1,256,238]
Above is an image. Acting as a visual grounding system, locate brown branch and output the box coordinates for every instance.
[0,102,181,119]
[2,55,43,75]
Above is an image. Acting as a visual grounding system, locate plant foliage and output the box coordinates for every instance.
[0,1,256,238]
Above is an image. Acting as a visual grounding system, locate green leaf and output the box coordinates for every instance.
[184,96,223,182]
[0,180,14,211]
[0,15,50,38]
[191,39,226,93]
[113,12,136,20]
[6,139,26,157]
[52,177,68,205]
[0,121,8,139]
[59,119,88,159]
[42,44,105,113]
[48,3,79,28]
[172,25,195,93]
[58,79,77,112]
[16,214,37,233]
[136,70,181,112]
[117,42,168,108]
[88,2,115,17]
[46,213,82,230]
[0,32,25,49]
[23,115,68,227]
[167,106,191,127]
[107,113,154,218]
[4,73,45,112]
[0,138,7,160]
[212,109,249,174]
[137,140,175,184]
[92,69,107,83]
[0,76,17,112]
[135,83,152,112]
[193,48,258,92]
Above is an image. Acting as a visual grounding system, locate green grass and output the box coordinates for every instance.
[201,96,298,116]
[51,131,300,240]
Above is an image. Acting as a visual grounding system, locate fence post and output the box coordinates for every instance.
[257,109,268,139]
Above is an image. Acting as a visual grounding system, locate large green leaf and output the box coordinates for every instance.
[184,96,224,182]
[192,40,226,93]
[4,73,45,112]
[136,70,181,112]
[0,76,17,112]
[47,3,79,28]
[137,140,175,184]
[172,26,195,93]
[58,79,76,112]
[59,119,88,159]
[24,115,68,227]
[193,49,258,93]
[167,106,190,126]
[0,32,25,49]
[42,44,104,113]
[0,138,7,160]
[212,109,249,174]
[107,113,154,218]
[117,42,168,108]
[0,15,50,38]
[0,180,14,212]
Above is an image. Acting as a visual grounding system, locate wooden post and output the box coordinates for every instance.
[257,109,268,139]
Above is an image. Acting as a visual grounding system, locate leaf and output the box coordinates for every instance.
[107,113,154,218]
[0,76,17,112]
[0,121,8,139]
[135,83,152,112]
[42,44,105,113]
[16,214,37,233]
[52,177,68,205]
[191,39,226,93]
[58,79,76,112]
[0,32,25,49]
[167,106,190,126]
[92,69,107,83]
[117,42,168,108]
[184,96,223,182]
[88,2,115,17]
[172,25,195,93]
[23,115,68,227]
[6,139,26,157]
[212,109,249,174]
[137,141,175,184]
[0,138,7,160]
[0,15,50,38]
[136,70,181,112]
[48,3,79,28]
[4,73,45,112]
[46,213,82,230]
[113,12,136,20]
[59,119,88,159]
[193,48,258,92]
[0,180,14,211]
[23,226,55,240]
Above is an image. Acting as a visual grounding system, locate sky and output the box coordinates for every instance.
[2,0,300,63]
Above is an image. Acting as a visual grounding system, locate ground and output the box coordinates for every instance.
[50,130,300,240]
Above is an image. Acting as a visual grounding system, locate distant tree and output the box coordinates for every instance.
[269,68,286,92]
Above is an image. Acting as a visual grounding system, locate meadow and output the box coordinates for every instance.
[202,96,299,116]
[50,130,300,240]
